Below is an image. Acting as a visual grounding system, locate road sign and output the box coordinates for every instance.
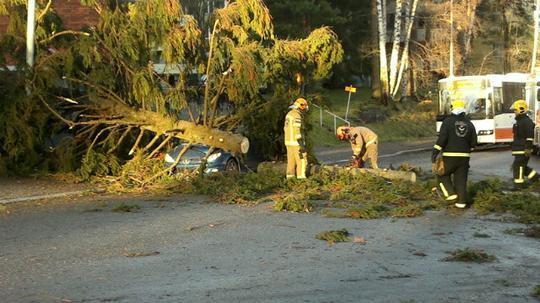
[345,85,357,93]
[344,85,357,120]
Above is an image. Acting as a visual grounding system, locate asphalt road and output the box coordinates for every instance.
[1,147,540,303]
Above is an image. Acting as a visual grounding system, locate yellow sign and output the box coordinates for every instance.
[451,79,486,90]
[345,85,357,93]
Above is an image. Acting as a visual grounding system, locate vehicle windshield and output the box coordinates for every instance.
[439,89,488,119]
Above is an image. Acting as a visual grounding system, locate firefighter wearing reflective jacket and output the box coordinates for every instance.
[431,100,477,209]
[284,98,309,179]
[511,100,538,189]
[336,126,379,169]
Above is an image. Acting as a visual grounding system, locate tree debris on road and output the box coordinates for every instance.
[442,248,496,263]
[315,229,351,244]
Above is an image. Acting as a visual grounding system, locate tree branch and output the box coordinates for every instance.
[37,0,53,22]
[39,31,90,44]
[129,129,145,156]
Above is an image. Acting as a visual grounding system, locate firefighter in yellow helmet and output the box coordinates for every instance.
[510,99,538,189]
[432,99,477,209]
[336,125,379,169]
[284,97,309,179]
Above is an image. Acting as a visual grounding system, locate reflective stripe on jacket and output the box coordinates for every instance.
[284,108,305,147]
[435,113,477,157]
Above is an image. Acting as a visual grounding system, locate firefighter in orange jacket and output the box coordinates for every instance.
[510,100,538,189]
[284,98,309,179]
[336,125,379,169]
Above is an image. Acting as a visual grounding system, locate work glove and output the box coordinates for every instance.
[299,152,304,160]
[299,146,306,154]
[431,149,440,163]
[524,149,533,157]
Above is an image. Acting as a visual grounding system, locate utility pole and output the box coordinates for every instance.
[449,0,454,77]
[532,0,540,74]
[26,0,36,68]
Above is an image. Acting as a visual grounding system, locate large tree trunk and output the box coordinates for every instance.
[460,0,478,74]
[371,0,382,100]
[376,0,390,105]
[46,99,250,155]
[502,1,511,73]
[392,0,418,98]
[388,0,404,94]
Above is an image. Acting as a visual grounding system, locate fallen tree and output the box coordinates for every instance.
[1,0,343,180]
[257,162,417,182]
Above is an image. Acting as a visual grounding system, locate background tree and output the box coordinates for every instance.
[473,0,534,74]
[266,0,370,88]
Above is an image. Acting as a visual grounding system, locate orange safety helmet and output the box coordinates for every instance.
[294,98,309,111]
[336,125,350,140]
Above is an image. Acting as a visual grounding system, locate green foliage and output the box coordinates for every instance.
[315,229,351,244]
[274,192,313,212]
[469,179,540,224]
[442,248,497,263]
[0,72,54,175]
[266,0,370,82]
[175,167,438,219]
[78,150,121,181]
[180,170,285,204]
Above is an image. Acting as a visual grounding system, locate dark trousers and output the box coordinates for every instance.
[512,155,536,185]
[437,156,470,204]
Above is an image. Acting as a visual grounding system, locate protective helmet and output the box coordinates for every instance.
[450,99,465,109]
[294,98,309,111]
[336,125,350,140]
[512,99,528,114]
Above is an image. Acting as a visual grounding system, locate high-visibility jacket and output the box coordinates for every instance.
[284,108,305,147]
[434,113,477,157]
[349,127,377,156]
[511,114,535,155]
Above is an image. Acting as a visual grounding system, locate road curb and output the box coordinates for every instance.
[0,190,91,205]
[324,146,432,165]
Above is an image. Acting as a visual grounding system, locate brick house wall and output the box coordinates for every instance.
[0,16,8,33]
[0,0,99,34]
